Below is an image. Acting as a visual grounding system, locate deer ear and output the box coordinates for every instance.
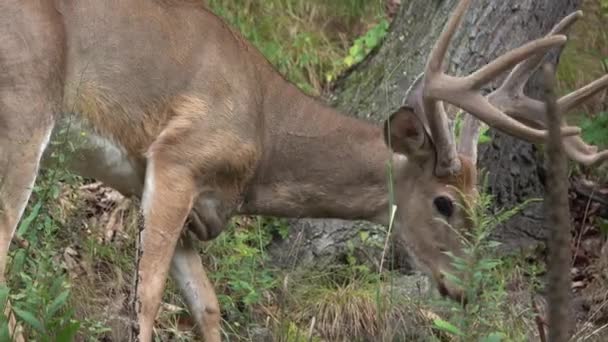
[383,106,430,156]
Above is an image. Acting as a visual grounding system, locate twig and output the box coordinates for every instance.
[531,293,547,342]
[543,63,573,342]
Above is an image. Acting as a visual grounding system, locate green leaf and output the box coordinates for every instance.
[349,43,363,58]
[0,320,10,342]
[359,231,370,242]
[13,307,45,333]
[10,250,27,277]
[46,290,70,320]
[243,290,260,305]
[50,277,65,297]
[432,318,463,336]
[487,241,502,248]
[0,285,9,309]
[480,332,507,342]
[478,134,492,144]
[55,321,80,342]
[478,260,501,270]
[16,201,43,237]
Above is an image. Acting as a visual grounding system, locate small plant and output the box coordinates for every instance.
[580,111,608,149]
[601,0,608,16]
[342,19,389,68]
[454,110,492,145]
[284,264,414,342]
[204,217,279,331]
[1,152,85,340]
[431,178,541,341]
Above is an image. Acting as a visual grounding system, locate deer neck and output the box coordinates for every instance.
[240,78,394,225]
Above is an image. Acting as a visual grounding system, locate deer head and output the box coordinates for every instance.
[380,0,608,301]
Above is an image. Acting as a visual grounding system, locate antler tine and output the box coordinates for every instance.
[550,10,583,35]
[421,0,584,176]
[501,11,583,92]
[453,92,580,141]
[466,35,566,90]
[457,11,582,164]
[494,11,582,100]
[499,11,582,95]
[426,0,472,74]
[558,74,608,113]
[421,0,475,176]
[510,79,608,166]
[481,8,608,167]
[565,143,608,166]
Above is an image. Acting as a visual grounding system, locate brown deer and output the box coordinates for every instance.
[1,0,607,341]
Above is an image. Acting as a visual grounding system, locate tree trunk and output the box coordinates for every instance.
[269,0,582,269]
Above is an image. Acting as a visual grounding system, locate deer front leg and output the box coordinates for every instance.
[170,231,221,341]
[0,0,64,284]
[0,5,64,340]
[136,154,197,341]
[134,92,259,339]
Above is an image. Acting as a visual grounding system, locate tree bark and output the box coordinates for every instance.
[270,0,582,269]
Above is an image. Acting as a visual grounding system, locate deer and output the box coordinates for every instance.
[1,0,608,341]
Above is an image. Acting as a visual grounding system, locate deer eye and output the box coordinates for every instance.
[434,196,454,218]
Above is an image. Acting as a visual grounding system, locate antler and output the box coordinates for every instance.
[480,11,608,166]
[420,0,581,177]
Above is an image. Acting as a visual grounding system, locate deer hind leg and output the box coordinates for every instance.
[0,120,55,279]
[0,64,60,342]
[170,231,221,341]
[0,117,55,341]
[0,2,64,340]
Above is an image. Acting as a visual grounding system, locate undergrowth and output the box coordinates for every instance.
[1,133,85,340]
[558,0,608,146]
[430,179,543,342]
[207,0,386,94]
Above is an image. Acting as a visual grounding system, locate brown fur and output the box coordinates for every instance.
[439,155,478,209]
[69,83,173,155]
[441,156,477,194]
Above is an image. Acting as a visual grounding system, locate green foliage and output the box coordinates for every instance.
[3,167,83,340]
[207,0,385,94]
[1,120,114,340]
[580,112,608,148]
[272,320,322,342]
[340,19,389,72]
[430,179,541,341]
[205,218,279,326]
[454,111,492,145]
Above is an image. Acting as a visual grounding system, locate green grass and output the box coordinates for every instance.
[557,0,608,147]
[207,0,385,95]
